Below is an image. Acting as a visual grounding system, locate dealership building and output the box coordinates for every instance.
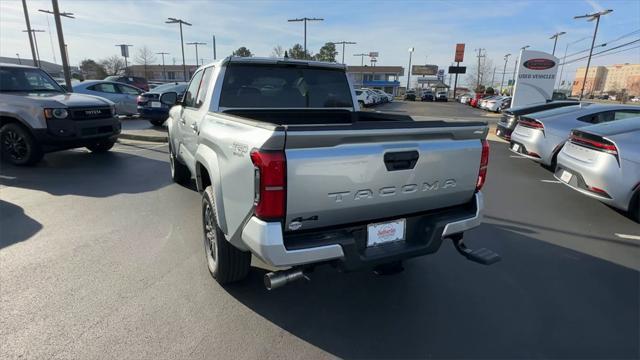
[571,63,640,96]
[347,65,404,95]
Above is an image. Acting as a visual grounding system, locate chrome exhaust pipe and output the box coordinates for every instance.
[264,268,309,290]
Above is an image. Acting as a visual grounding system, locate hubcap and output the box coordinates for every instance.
[203,202,217,271]
[2,130,28,161]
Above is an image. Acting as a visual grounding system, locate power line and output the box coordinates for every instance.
[563,28,640,60]
[560,38,640,65]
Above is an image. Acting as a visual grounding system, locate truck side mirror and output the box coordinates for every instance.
[160,91,179,106]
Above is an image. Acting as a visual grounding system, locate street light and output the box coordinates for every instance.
[330,41,356,64]
[22,29,44,67]
[353,53,368,66]
[500,53,511,93]
[186,42,206,68]
[406,47,414,90]
[574,9,613,100]
[156,52,169,81]
[549,31,566,56]
[287,17,323,58]
[557,36,590,89]
[115,44,132,74]
[166,17,192,81]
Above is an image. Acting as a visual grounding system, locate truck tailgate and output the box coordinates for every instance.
[284,122,487,231]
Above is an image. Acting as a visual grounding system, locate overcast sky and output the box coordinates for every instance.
[1,0,639,86]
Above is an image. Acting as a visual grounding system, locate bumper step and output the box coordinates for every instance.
[452,237,501,265]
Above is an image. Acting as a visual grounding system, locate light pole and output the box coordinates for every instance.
[557,36,590,89]
[115,44,132,75]
[474,48,485,89]
[186,42,206,68]
[22,30,44,67]
[212,35,216,60]
[353,53,368,66]
[21,0,38,66]
[574,9,613,100]
[406,47,414,90]
[156,52,169,81]
[39,2,74,91]
[330,41,356,64]
[500,54,511,93]
[287,17,323,58]
[166,17,192,81]
[549,31,566,56]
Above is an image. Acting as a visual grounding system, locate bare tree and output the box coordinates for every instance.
[135,46,157,79]
[271,45,284,58]
[100,55,125,76]
[465,58,495,91]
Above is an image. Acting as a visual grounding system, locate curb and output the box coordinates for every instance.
[119,132,168,143]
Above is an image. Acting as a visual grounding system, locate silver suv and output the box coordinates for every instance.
[0,63,121,165]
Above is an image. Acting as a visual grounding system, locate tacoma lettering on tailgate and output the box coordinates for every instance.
[328,179,456,203]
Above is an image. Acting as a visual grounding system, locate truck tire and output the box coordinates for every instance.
[202,186,251,284]
[86,139,116,153]
[169,143,190,184]
[150,119,165,127]
[629,190,640,223]
[0,123,43,166]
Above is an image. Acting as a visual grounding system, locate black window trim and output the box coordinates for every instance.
[182,68,205,109]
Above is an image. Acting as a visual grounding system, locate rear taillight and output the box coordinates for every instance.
[250,150,286,220]
[587,185,611,198]
[518,118,545,130]
[570,131,618,156]
[476,139,490,192]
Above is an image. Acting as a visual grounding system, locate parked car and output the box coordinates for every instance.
[552,91,568,101]
[0,63,120,165]
[484,96,511,112]
[421,90,434,101]
[104,75,149,92]
[496,100,580,141]
[137,82,188,126]
[161,56,498,289]
[555,117,640,222]
[404,90,416,101]
[362,88,382,104]
[373,89,393,102]
[73,80,144,116]
[436,91,448,102]
[459,93,473,104]
[355,89,374,107]
[510,103,640,169]
[630,97,639,103]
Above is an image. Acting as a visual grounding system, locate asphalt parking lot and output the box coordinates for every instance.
[1,101,638,359]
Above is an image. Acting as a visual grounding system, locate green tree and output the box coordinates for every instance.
[485,87,495,95]
[232,47,253,57]
[80,59,107,79]
[288,43,311,60]
[314,42,337,62]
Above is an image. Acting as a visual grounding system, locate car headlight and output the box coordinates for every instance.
[44,108,69,120]
[110,104,116,116]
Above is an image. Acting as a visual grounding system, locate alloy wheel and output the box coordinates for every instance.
[2,130,28,161]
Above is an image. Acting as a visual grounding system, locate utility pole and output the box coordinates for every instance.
[21,0,38,66]
[166,18,192,81]
[22,30,44,67]
[186,42,206,68]
[406,47,414,90]
[156,52,169,81]
[38,4,74,89]
[354,53,368,66]
[490,66,496,88]
[41,1,74,91]
[557,36,589,89]
[549,31,566,56]
[474,48,485,90]
[287,17,324,58]
[212,35,216,60]
[500,54,511,93]
[574,9,612,100]
[330,41,356,64]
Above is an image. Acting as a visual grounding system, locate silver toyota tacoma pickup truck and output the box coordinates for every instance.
[0,63,120,165]
[162,57,499,289]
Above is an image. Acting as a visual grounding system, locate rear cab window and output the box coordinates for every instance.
[219,64,353,108]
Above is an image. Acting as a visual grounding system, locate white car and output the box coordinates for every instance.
[485,96,511,112]
[459,93,473,104]
[355,89,374,107]
[373,89,393,102]
[361,88,382,104]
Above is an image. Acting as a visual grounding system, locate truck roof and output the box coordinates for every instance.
[203,56,347,70]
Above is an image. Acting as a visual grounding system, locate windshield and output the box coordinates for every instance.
[151,83,187,93]
[0,67,64,93]
[219,64,353,108]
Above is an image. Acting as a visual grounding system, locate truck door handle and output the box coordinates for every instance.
[190,122,198,132]
[384,151,419,171]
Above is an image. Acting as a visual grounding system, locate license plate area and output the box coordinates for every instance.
[151,101,161,108]
[559,170,573,183]
[511,143,521,152]
[367,218,406,247]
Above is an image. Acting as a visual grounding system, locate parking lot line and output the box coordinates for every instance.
[615,233,640,241]
[540,180,561,183]
[509,155,528,159]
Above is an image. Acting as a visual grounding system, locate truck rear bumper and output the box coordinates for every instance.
[242,192,484,269]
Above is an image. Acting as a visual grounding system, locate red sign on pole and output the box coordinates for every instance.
[455,43,465,62]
